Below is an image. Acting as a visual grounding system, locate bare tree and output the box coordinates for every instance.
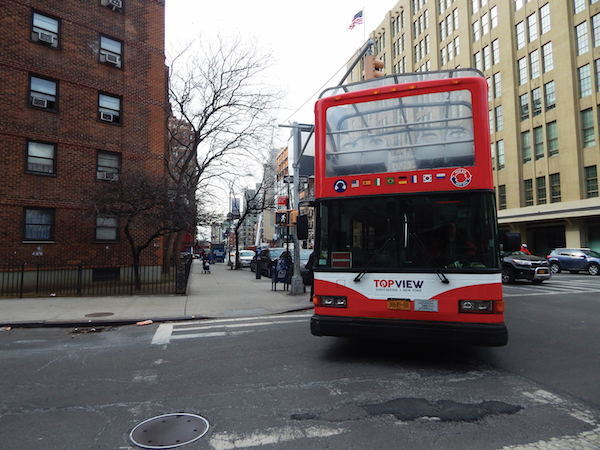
[89,167,195,290]
[164,34,282,266]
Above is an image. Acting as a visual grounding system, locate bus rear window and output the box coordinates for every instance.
[325,89,475,177]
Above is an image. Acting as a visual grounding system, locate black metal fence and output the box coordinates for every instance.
[0,257,193,298]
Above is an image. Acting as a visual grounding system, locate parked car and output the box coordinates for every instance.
[228,250,255,268]
[251,248,314,284]
[502,250,551,284]
[547,248,600,275]
[251,247,287,277]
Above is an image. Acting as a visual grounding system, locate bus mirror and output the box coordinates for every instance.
[297,214,309,240]
[502,233,521,252]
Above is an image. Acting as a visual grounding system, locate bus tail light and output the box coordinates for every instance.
[316,296,347,308]
[459,300,496,314]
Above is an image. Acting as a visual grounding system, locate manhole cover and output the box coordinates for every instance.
[85,312,114,317]
[130,413,209,449]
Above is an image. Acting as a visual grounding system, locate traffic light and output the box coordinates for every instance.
[365,54,384,79]
[275,210,289,225]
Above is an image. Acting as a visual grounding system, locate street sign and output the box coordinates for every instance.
[283,175,309,184]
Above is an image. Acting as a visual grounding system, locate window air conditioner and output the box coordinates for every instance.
[109,0,123,8]
[38,31,54,44]
[100,112,114,122]
[99,171,119,181]
[32,97,48,108]
[105,52,121,65]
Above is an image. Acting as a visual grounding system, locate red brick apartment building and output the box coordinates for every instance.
[0,0,168,266]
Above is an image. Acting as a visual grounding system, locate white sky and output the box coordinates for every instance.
[165,0,394,146]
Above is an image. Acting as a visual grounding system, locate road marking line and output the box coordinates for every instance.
[209,425,346,450]
[150,323,173,345]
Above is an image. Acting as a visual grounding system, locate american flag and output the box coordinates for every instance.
[349,10,363,30]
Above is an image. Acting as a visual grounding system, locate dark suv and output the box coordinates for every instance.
[250,247,287,278]
[502,251,551,284]
[547,248,600,275]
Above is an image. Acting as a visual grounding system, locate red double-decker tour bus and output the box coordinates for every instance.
[310,69,507,346]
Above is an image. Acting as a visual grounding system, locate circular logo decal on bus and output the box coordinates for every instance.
[450,168,472,187]
[334,179,347,193]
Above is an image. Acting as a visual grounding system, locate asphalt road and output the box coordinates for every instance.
[1,273,599,449]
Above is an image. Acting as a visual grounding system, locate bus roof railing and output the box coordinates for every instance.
[319,69,484,100]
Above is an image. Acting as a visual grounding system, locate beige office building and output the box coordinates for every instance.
[345,0,600,255]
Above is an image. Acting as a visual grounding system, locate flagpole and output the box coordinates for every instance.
[363,6,366,43]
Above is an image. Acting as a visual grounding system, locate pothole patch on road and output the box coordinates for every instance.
[129,413,209,449]
[69,326,113,334]
[84,312,115,317]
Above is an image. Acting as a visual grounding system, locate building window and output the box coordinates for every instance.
[473,20,481,42]
[520,93,529,121]
[532,87,542,116]
[489,110,494,135]
[576,22,589,56]
[491,6,498,29]
[522,130,532,163]
[493,72,501,98]
[579,64,592,97]
[483,46,491,71]
[99,35,123,68]
[491,141,495,170]
[524,179,534,206]
[574,0,586,14]
[549,173,561,203]
[542,42,553,72]
[516,22,526,49]
[536,176,547,204]
[544,81,556,110]
[96,216,119,241]
[474,51,482,71]
[498,185,506,210]
[482,13,489,36]
[31,11,59,48]
[492,39,500,65]
[595,59,600,92]
[495,106,503,132]
[534,126,544,160]
[547,121,559,156]
[98,93,121,124]
[518,57,528,85]
[540,4,551,35]
[530,50,540,80]
[97,150,121,181]
[582,108,596,147]
[26,140,56,174]
[453,8,459,30]
[515,0,523,11]
[585,165,599,198]
[29,75,57,111]
[527,13,538,42]
[23,207,55,241]
[497,140,505,170]
[454,37,460,56]
[593,14,600,47]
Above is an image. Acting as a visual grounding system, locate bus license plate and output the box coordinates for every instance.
[388,299,411,311]
[414,299,438,312]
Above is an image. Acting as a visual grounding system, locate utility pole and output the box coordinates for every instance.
[279,122,313,295]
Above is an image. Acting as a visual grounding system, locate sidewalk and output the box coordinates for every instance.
[0,260,313,328]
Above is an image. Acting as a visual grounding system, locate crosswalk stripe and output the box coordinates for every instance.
[151,314,312,345]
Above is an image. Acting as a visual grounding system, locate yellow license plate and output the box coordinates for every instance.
[388,299,411,311]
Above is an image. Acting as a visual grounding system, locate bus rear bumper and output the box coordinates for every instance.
[311,315,508,347]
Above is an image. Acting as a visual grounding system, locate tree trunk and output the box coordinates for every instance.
[163,231,176,273]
